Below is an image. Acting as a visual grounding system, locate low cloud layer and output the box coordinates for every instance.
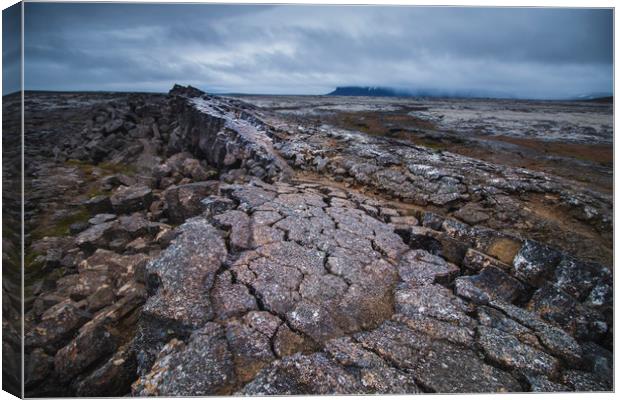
[22,3,612,99]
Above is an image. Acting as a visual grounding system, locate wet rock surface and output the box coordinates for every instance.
[18,86,613,396]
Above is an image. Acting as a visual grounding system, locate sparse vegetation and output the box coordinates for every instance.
[66,158,137,178]
[329,110,437,141]
[29,206,91,241]
[98,161,138,176]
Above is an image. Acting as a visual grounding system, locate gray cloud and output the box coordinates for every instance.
[21,3,613,99]
[2,2,21,95]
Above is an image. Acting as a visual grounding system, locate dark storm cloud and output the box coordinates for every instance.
[22,3,612,99]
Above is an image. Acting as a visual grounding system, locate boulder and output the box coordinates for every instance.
[182,158,216,181]
[24,348,53,387]
[83,195,113,214]
[513,240,562,287]
[455,266,526,304]
[413,341,521,393]
[142,218,227,327]
[74,345,138,397]
[526,375,570,392]
[397,249,459,286]
[478,326,560,378]
[241,353,362,395]
[88,213,116,225]
[552,257,607,301]
[25,300,91,353]
[527,284,607,341]
[164,181,219,223]
[134,218,227,373]
[453,204,490,225]
[225,319,275,384]
[561,370,611,391]
[75,221,118,251]
[132,324,235,396]
[54,324,118,382]
[110,185,153,214]
[103,119,124,134]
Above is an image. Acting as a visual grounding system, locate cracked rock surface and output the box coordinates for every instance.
[132,179,611,395]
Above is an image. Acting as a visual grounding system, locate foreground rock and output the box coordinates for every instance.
[132,180,611,395]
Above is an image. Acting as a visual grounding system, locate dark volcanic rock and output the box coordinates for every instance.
[455,266,526,304]
[225,319,275,384]
[552,257,608,301]
[526,374,570,392]
[561,369,611,391]
[74,344,137,397]
[580,341,612,385]
[83,195,113,214]
[25,300,91,352]
[240,353,362,395]
[394,284,474,327]
[397,249,460,286]
[142,219,226,326]
[527,283,607,341]
[167,87,292,182]
[164,181,219,223]
[110,185,153,214]
[54,323,118,382]
[132,323,236,396]
[478,326,560,378]
[512,240,562,287]
[24,348,53,387]
[211,271,258,320]
[413,341,522,393]
[135,218,227,373]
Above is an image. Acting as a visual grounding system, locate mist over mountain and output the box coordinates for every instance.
[327,87,404,97]
[327,86,612,101]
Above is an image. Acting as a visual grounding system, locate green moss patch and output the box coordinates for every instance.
[30,206,91,241]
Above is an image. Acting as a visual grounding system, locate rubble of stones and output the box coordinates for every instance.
[22,85,612,396]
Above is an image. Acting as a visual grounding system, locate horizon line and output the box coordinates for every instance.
[4,88,614,102]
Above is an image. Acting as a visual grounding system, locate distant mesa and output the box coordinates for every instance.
[325,86,505,99]
[327,86,402,97]
[581,96,613,103]
[327,86,613,101]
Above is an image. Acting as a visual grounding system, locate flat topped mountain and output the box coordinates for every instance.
[327,86,402,97]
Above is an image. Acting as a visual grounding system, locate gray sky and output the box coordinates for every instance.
[18,3,614,98]
[2,2,21,94]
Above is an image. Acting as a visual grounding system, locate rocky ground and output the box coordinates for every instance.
[239,95,613,198]
[3,85,613,396]
[2,92,22,396]
[240,95,613,145]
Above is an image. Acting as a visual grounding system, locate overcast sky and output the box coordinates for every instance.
[14,3,614,98]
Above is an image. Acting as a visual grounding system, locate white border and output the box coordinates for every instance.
[0,1,616,400]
